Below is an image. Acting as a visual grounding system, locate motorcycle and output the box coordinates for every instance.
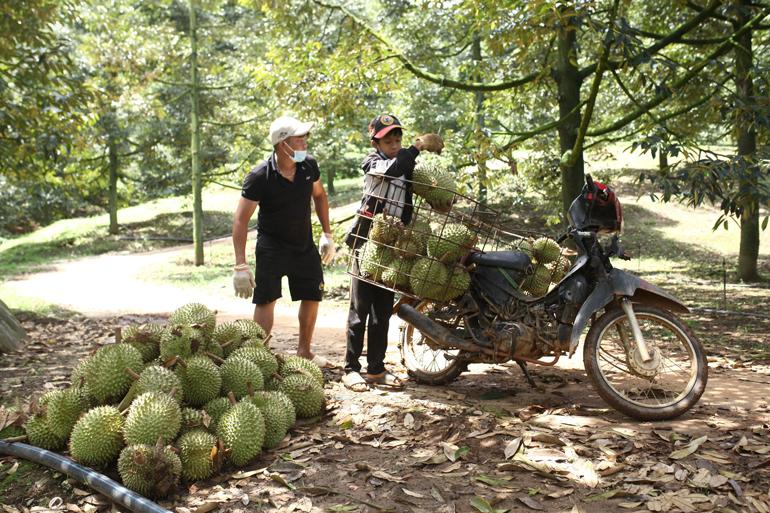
[396,175,707,421]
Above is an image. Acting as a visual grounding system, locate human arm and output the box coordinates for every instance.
[312,180,335,264]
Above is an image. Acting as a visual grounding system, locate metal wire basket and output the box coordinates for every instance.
[345,174,571,302]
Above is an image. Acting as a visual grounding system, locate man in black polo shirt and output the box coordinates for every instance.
[232,115,336,368]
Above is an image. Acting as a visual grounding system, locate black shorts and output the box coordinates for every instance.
[253,240,324,304]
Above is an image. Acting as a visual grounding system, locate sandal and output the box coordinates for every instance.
[363,371,405,389]
[342,371,369,392]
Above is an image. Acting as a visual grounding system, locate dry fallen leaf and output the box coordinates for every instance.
[516,496,543,510]
[669,435,708,460]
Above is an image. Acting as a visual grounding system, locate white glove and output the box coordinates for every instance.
[233,264,255,299]
[319,232,336,265]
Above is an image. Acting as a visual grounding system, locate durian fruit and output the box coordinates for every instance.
[443,266,471,301]
[260,390,296,428]
[358,242,394,282]
[230,346,278,381]
[176,355,222,407]
[521,264,552,297]
[70,356,92,390]
[180,407,209,434]
[118,443,181,498]
[177,429,219,481]
[169,302,217,340]
[220,357,264,399]
[213,322,247,357]
[548,255,572,283]
[24,415,67,451]
[159,325,204,362]
[532,237,561,264]
[245,393,290,449]
[409,258,449,300]
[217,401,265,466]
[412,161,457,209]
[514,238,534,259]
[382,258,414,289]
[277,355,324,387]
[134,365,183,401]
[85,343,144,405]
[123,391,182,446]
[233,319,267,345]
[122,324,164,363]
[203,397,232,432]
[402,218,432,252]
[277,373,325,419]
[369,213,403,245]
[42,388,90,439]
[427,223,475,263]
[69,406,125,466]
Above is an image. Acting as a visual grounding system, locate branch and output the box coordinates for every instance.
[201,116,260,127]
[588,5,770,137]
[311,0,544,92]
[498,100,588,150]
[686,0,731,22]
[579,0,724,80]
[628,27,730,45]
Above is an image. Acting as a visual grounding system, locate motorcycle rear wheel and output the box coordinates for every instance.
[398,304,467,385]
[584,304,707,421]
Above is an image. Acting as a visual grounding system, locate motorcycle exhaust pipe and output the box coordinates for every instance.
[397,304,485,354]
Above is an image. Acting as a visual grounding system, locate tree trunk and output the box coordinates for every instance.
[472,36,487,205]
[734,0,759,281]
[108,123,119,235]
[0,299,25,353]
[555,4,584,217]
[189,0,204,266]
[326,167,335,195]
[659,151,669,173]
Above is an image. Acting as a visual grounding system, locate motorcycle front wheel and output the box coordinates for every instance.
[583,304,707,421]
[398,303,467,385]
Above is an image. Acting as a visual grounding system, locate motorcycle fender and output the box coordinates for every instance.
[568,269,689,355]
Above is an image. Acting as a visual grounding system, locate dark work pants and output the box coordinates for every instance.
[345,257,395,375]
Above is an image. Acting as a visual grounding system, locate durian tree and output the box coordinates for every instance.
[0,300,25,354]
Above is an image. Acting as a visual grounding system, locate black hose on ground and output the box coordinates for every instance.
[0,440,172,513]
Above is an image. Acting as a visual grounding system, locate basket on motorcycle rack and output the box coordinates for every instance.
[345,166,573,302]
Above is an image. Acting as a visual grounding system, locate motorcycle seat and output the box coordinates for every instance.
[467,251,531,270]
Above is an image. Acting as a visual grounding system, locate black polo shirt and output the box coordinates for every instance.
[241,154,320,252]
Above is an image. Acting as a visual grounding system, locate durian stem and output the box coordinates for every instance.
[163,356,180,368]
[1,435,27,443]
[205,352,225,364]
[246,382,254,397]
[226,391,237,405]
[174,357,187,369]
[125,368,141,381]
[262,333,273,347]
[219,339,234,349]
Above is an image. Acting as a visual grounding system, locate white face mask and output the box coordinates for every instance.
[283,141,307,163]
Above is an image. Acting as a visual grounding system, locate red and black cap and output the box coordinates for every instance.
[368,113,404,140]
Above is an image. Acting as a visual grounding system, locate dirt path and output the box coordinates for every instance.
[3,243,770,512]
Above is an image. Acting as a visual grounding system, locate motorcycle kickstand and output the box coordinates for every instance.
[515,360,536,388]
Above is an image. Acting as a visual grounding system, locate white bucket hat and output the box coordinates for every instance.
[269,115,314,146]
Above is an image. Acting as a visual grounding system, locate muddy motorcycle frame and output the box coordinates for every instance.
[397,176,707,421]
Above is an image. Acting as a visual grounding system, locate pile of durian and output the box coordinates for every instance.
[22,303,325,499]
[511,237,572,296]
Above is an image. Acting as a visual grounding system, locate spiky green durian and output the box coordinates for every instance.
[169,302,216,339]
[134,365,183,401]
[277,373,325,419]
[233,319,267,345]
[220,357,264,399]
[179,407,209,435]
[403,218,431,251]
[203,397,232,432]
[548,255,572,283]
[213,322,247,357]
[514,238,534,258]
[70,356,92,390]
[521,264,552,296]
[159,325,204,362]
[84,343,144,405]
[25,415,67,451]
[381,258,414,290]
[358,242,394,282]
[369,213,403,245]
[43,388,90,439]
[217,401,265,466]
[177,429,219,481]
[122,323,164,363]
[245,393,289,449]
[427,223,475,263]
[257,390,296,428]
[124,391,181,446]
[118,443,181,498]
[442,266,471,301]
[278,355,324,387]
[231,346,278,381]
[69,406,124,466]
[412,161,457,208]
[532,237,561,264]
[409,258,448,300]
[176,356,222,407]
